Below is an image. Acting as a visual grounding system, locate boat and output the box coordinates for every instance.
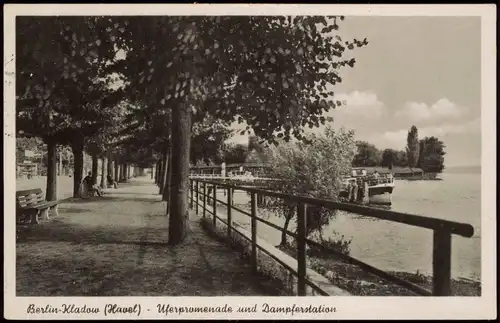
[340,168,396,205]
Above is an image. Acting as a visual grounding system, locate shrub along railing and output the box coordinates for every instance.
[188,178,475,296]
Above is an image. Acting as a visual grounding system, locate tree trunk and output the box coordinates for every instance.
[45,139,58,201]
[157,158,163,186]
[162,143,172,202]
[107,152,113,182]
[100,157,107,188]
[71,138,84,198]
[120,164,125,181]
[168,103,192,245]
[151,166,154,179]
[154,163,157,183]
[114,156,119,181]
[91,154,98,185]
[159,144,168,195]
[279,207,294,247]
[58,150,62,176]
[122,164,127,181]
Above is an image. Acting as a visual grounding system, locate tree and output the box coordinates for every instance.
[381,148,398,169]
[406,125,420,168]
[419,136,446,174]
[16,17,123,198]
[394,150,408,167]
[106,16,367,245]
[222,143,249,164]
[190,116,232,165]
[263,126,356,248]
[352,141,382,167]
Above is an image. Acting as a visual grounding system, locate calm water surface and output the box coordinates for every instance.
[230,172,481,280]
[330,172,481,280]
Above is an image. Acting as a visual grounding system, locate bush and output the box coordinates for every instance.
[260,126,357,245]
[308,234,352,258]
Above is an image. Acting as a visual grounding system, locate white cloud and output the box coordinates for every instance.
[380,117,480,148]
[396,98,467,121]
[332,91,386,118]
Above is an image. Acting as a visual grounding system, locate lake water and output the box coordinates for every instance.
[228,172,482,281]
[330,172,481,280]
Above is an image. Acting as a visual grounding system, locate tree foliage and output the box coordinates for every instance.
[16,16,126,197]
[262,126,356,247]
[106,16,367,144]
[381,148,398,169]
[352,141,382,167]
[191,116,232,165]
[418,136,446,173]
[406,125,420,168]
[222,143,249,164]
[16,17,122,144]
[16,15,367,244]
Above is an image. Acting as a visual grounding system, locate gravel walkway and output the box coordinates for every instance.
[16,177,280,296]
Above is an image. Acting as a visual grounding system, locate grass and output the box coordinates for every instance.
[15,179,282,296]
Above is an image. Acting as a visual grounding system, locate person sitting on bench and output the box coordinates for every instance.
[107,174,118,189]
[83,172,103,197]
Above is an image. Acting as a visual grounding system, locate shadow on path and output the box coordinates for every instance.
[16,177,281,296]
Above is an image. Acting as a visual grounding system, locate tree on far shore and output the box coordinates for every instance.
[418,136,446,174]
[381,148,398,169]
[406,125,420,168]
[352,141,382,167]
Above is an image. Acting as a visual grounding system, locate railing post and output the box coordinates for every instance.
[250,192,258,274]
[432,230,452,296]
[212,183,217,226]
[297,202,307,296]
[227,187,232,238]
[202,182,207,218]
[195,180,199,215]
[189,179,194,209]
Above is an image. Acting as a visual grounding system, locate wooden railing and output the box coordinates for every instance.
[188,178,475,296]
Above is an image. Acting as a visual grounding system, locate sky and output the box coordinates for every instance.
[228,16,482,167]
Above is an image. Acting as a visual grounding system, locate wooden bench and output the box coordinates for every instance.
[16,189,61,225]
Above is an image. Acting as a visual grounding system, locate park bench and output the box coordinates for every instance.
[16,188,60,225]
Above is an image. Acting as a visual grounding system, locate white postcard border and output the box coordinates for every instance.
[3,4,497,320]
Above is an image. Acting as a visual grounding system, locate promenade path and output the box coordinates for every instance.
[16,177,282,296]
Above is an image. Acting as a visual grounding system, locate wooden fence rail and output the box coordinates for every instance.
[188,178,474,296]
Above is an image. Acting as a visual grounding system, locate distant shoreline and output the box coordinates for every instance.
[444,165,481,174]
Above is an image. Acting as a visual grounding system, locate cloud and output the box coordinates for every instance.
[332,91,386,118]
[380,117,480,148]
[395,98,467,121]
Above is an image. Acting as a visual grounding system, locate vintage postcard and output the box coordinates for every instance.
[3,3,497,320]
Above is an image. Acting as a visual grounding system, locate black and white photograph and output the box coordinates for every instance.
[3,3,496,320]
